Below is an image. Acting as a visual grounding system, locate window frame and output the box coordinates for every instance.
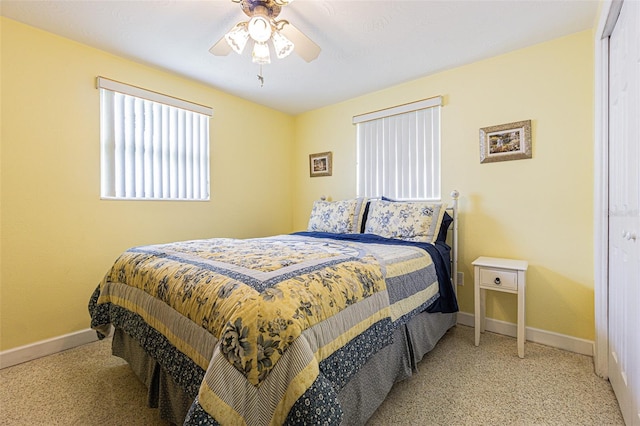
[98,77,213,201]
[353,96,442,201]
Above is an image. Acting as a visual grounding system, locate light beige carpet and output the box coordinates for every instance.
[0,325,623,425]
[367,325,623,425]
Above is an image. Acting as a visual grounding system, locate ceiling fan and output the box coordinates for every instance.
[209,0,321,65]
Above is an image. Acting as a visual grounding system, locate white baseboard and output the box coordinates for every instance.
[457,311,595,357]
[0,315,596,369]
[0,328,99,369]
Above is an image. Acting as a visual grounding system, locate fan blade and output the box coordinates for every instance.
[280,22,320,62]
[209,35,232,56]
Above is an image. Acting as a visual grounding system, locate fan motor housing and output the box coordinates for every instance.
[241,0,282,18]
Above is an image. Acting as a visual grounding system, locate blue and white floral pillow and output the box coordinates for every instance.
[307,198,367,234]
[364,200,446,243]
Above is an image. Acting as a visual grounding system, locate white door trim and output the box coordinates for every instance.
[594,0,623,379]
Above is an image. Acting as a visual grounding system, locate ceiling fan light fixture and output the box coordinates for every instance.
[248,15,272,43]
[224,23,250,54]
[210,0,320,66]
[252,42,271,64]
[272,30,294,59]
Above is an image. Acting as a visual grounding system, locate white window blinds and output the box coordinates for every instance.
[98,77,213,200]
[354,96,442,200]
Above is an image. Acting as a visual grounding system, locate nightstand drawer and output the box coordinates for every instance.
[479,268,518,290]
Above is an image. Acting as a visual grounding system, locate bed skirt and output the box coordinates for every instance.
[112,311,457,425]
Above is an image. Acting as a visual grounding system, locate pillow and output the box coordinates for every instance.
[380,196,452,242]
[437,211,453,242]
[359,200,372,233]
[364,199,447,243]
[307,198,368,234]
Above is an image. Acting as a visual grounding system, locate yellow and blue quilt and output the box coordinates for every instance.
[89,232,454,425]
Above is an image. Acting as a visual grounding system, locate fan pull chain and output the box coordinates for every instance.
[257,65,264,87]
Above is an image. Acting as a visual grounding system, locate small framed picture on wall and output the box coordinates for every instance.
[309,151,333,177]
[479,120,532,163]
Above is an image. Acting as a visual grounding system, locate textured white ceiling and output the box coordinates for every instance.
[1,0,599,115]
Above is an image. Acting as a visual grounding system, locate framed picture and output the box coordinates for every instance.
[479,120,532,163]
[309,151,332,177]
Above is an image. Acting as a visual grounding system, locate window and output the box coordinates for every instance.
[353,96,442,200]
[98,77,213,200]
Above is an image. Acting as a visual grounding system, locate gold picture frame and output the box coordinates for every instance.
[479,120,532,163]
[309,151,332,177]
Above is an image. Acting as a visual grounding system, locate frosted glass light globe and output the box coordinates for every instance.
[248,16,272,43]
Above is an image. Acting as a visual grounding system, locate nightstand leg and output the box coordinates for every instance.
[517,276,526,358]
[474,269,480,346]
[480,289,486,333]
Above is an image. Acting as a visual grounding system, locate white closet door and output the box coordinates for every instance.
[608,1,640,424]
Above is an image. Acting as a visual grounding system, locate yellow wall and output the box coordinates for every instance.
[293,30,595,340]
[0,18,295,350]
[0,17,596,350]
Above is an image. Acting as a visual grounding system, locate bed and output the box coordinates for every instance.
[89,191,460,425]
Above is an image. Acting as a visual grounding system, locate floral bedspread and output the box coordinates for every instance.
[89,233,442,425]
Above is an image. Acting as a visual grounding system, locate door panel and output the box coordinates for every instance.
[608,0,640,424]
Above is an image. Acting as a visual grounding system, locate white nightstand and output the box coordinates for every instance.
[472,256,529,358]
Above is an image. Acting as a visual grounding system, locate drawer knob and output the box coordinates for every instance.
[494,277,501,285]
